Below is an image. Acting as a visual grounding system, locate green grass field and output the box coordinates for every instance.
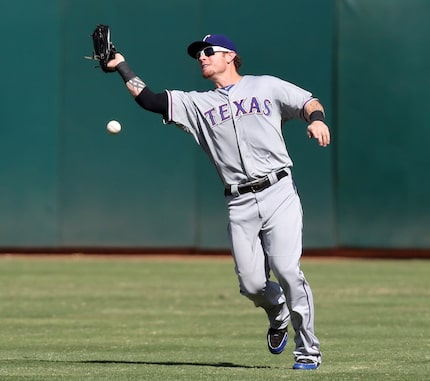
[0,255,428,381]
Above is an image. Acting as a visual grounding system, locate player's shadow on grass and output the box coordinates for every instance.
[79,360,271,369]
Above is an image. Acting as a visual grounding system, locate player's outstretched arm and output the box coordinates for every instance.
[107,53,144,97]
[304,99,331,147]
[107,53,167,117]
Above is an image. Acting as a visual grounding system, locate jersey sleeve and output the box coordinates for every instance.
[165,91,194,129]
[269,76,314,122]
[161,90,201,143]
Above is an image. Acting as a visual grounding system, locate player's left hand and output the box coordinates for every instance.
[307,121,330,147]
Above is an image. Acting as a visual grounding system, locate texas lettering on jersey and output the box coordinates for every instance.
[203,97,273,127]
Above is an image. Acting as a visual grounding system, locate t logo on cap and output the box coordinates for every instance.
[187,34,237,58]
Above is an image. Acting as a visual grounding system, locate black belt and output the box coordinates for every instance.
[224,169,289,196]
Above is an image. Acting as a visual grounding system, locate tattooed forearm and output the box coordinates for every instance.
[126,76,147,97]
[304,99,325,120]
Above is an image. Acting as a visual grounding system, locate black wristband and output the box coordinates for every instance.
[116,62,137,83]
[309,110,325,123]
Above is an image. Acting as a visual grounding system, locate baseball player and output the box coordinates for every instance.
[103,33,329,370]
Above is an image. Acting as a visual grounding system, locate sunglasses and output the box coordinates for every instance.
[196,46,232,59]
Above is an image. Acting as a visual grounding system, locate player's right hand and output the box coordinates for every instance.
[108,53,126,71]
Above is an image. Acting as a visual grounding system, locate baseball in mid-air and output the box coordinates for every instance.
[107,120,121,134]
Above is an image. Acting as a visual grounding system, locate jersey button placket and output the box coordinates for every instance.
[229,98,253,179]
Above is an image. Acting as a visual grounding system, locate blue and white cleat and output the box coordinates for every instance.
[293,355,321,370]
[267,327,288,355]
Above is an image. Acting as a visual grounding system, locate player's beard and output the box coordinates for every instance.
[201,65,214,79]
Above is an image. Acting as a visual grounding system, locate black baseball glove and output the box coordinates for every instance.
[91,24,117,72]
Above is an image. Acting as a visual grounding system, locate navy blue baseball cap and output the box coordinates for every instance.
[187,34,237,58]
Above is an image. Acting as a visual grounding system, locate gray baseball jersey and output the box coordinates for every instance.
[164,74,321,361]
[165,75,314,185]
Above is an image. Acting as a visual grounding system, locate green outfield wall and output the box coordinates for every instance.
[336,0,430,248]
[0,0,428,250]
